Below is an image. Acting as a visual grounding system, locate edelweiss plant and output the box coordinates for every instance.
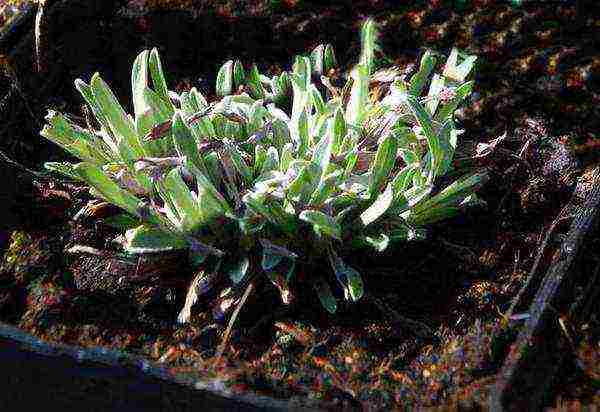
[41,19,486,323]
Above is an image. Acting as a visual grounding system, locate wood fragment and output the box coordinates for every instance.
[490,166,600,411]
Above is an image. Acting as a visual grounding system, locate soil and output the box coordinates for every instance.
[1,0,599,410]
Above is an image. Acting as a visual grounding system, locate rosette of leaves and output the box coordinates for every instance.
[40,19,486,323]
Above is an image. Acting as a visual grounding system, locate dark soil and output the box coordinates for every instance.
[1,0,599,410]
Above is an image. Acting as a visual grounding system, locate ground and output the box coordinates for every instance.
[0,0,599,410]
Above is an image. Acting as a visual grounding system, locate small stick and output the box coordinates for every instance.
[504,210,575,320]
[35,0,47,73]
[0,148,50,180]
[214,281,255,366]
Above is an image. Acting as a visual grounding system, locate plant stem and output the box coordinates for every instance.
[214,280,255,366]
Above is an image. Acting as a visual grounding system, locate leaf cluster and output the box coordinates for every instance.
[41,20,485,321]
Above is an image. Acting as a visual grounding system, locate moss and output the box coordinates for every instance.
[1,231,53,285]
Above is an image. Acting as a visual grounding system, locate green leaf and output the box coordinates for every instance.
[148,47,173,112]
[360,183,394,226]
[272,71,291,105]
[404,184,434,208]
[162,168,205,232]
[299,209,341,240]
[44,162,84,181]
[312,132,334,180]
[216,60,234,96]
[362,233,390,252]
[280,142,294,172]
[391,165,418,200]
[233,60,245,89]
[90,73,145,159]
[404,95,440,184]
[327,250,363,302]
[259,238,298,259]
[309,84,326,114]
[343,149,358,179]
[74,163,142,217]
[309,169,342,207]
[412,171,489,213]
[359,18,379,75]
[389,223,427,242]
[297,109,310,158]
[136,88,173,155]
[345,64,370,127]
[406,206,461,226]
[227,145,253,186]
[102,213,141,230]
[369,133,398,196]
[190,86,208,109]
[409,50,436,96]
[323,44,337,73]
[74,79,115,149]
[399,148,421,166]
[261,252,282,271]
[310,44,325,76]
[434,81,474,122]
[227,256,250,284]
[292,55,311,87]
[426,73,445,116]
[254,144,267,176]
[172,111,205,173]
[332,107,347,155]
[185,159,232,217]
[435,119,457,176]
[247,64,265,99]
[123,224,188,254]
[443,48,477,83]
[260,146,280,175]
[243,192,294,231]
[343,265,364,302]
[40,111,112,164]
[287,162,321,205]
[131,50,150,119]
[313,277,337,314]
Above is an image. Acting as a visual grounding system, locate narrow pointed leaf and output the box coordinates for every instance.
[123,224,187,253]
[172,111,206,173]
[44,161,84,181]
[74,163,142,217]
[131,50,149,119]
[262,252,282,271]
[247,64,265,99]
[343,265,364,302]
[362,233,390,252]
[409,50,436,96]
[359,18,379,75]
[259,239,298,259]
[360,183,394,226]
[227,256,250,284]
[299,209,341,240]
[369,133,398,196]
[345,64,369,127]
[314,277,337,314]
[323,44,337,73]
[233,60,245,89]
[404,95,440,183]
[148,47,173,112]
[90,73,144,159]
[216,60,234,96]
[434,81,474,122]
